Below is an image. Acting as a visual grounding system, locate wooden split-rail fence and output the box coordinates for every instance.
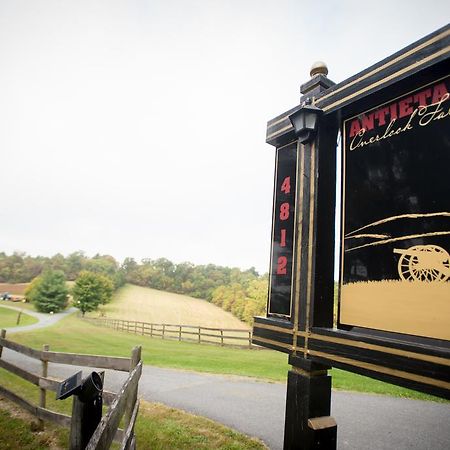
[83,317,254,348]
[0,329,142,450]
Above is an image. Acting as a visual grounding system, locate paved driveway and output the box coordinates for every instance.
[0,304,77,333]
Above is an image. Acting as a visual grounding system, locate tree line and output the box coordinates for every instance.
[0,251,124,287]
[0,252,267,324]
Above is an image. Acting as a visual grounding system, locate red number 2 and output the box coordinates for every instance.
[276,256,287,275]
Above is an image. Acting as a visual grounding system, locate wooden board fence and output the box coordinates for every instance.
[0,329,142,449]
[83,317,253,348]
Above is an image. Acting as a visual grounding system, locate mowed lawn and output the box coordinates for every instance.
[0,306,38,328]
[88,284,249,330]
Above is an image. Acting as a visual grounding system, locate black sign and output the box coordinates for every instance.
[340,76,450,340]
[268,142,298,317]
[254,25,450,401]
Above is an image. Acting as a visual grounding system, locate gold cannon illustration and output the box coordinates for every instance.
[393,245,450,282]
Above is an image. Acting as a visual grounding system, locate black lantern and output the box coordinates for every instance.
[288,102,322,143]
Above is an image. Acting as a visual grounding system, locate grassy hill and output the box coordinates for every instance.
[87,284,250,330]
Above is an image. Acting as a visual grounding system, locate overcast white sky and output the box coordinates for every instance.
[0,1,448,273]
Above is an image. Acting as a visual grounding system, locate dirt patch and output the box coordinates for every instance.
[0,283,29,295]
[0,395,65,449]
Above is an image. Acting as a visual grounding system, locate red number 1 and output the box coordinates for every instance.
[280,229,286,247]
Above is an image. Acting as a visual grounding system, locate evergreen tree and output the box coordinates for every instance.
[27,270,68,313]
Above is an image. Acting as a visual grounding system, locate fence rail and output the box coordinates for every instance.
[84,317,253,348]
[0,328,142,449]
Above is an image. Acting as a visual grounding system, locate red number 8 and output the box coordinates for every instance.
[280,203,289,221]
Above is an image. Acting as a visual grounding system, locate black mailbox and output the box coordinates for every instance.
[56,371,82,400]
[56,371,103,402]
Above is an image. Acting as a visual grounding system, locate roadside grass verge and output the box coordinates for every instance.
[136,401,266,449]
[8,315,445,402]
[13,302,35,311]
[0,306,39,328]
[0,369,266,450]
[0,398,67,450]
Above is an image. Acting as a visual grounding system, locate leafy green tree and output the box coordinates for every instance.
[72,271,114,316]
[26,270,68,313]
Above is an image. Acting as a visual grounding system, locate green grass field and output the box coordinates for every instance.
[8,314,445,402]
[0,306,38,328]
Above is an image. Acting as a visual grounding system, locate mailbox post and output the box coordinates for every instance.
[56,371,104,450]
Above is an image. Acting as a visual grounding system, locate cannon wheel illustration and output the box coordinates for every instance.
[393,245,450,282]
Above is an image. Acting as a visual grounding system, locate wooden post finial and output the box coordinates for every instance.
[310,61,328,78]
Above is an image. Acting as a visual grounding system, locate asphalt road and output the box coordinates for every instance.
[2,347,449,450]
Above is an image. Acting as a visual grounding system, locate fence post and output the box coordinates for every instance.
[248,331,252,349]
[150,323,153,337]
[198,327,201,344]
[0,329,6,358]
[124,346,141,430]
[220,330,224,347]
[16,311,22,325]
[134,321,137,334]
[179,326,182,342]
[70,396,84,450]
[39,344,50,430]
[162,324,165,339]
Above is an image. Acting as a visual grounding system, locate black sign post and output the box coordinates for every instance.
[253,25,450,450]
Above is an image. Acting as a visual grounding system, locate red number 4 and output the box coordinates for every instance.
[281,176,290,194]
